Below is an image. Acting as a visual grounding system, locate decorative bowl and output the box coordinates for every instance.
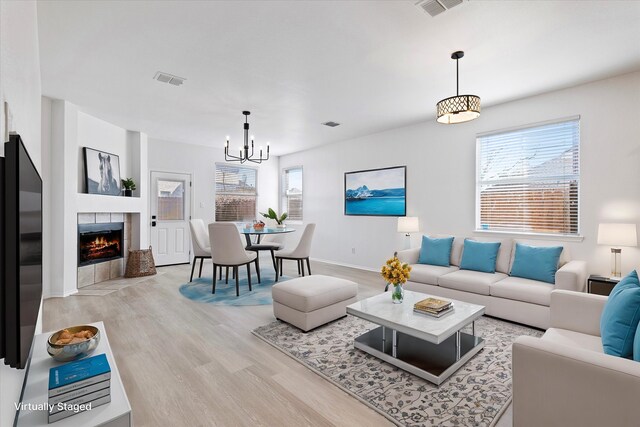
[47,325,100,362]
[253,224,265,231]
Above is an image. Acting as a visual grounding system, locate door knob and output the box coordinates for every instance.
[151,221,157,227]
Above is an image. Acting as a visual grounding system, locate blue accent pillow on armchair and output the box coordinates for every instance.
[459,239,501,273]
[633,319,640,362]
[418,235,454,267]
[600,270,640,358]
[510,243,563,284]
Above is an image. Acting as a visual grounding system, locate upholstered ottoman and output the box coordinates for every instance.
[272,275,358,332]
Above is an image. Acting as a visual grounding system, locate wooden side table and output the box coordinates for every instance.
[587,275,620,296]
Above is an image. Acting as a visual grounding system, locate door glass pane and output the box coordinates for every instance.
[157,180,185,220]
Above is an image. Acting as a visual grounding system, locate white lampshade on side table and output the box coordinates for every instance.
[597,223,638,278]
[397,217,420,250]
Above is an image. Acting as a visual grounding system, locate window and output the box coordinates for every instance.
[215,164,257,222]
[476,117,580,236]
[282,167,303,221]
[157,180,186,220]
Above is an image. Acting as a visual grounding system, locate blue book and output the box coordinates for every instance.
[48,353,111,397]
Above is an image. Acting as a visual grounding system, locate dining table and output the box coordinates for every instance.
[238,225,296,248]
[238,226,296,276]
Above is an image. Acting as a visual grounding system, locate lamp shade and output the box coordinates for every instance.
[397,217,419,233]
[597,223,638,247]
[436,95,481,124]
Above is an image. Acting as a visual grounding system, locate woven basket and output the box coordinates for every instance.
[125,246,157,278]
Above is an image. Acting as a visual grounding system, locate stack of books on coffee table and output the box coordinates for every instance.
[413,297,453,318]
[48,353,112,423]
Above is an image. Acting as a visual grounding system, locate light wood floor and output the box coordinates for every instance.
[44,258,512,427]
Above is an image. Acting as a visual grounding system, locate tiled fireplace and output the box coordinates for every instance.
[77,213,132,287]
[78,222,124,266]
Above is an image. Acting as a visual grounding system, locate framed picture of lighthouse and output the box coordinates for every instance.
[344,166,406,216]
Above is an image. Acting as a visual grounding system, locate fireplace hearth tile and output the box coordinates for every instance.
[110,259,124,279]
[96,212,111,223]
[111,213,124,223]
[124,221,131,242]
[78,265,95,288]
[95,262,111,283]
[76,289,118,296]
[78,213,96,224]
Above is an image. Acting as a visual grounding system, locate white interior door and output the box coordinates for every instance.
[150,171,191,266]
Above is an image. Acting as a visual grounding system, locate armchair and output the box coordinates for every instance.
[513,290,640,427]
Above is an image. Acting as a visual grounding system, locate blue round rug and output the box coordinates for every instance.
[179,271,289,306]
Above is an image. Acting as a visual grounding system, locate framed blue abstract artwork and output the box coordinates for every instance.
[344,166,406,216]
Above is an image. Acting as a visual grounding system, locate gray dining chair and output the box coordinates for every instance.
[275,223,316,281]
[208,222,260,296]
[189,219,219,282]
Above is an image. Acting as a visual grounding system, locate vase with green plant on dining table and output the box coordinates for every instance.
[260,208,288,228]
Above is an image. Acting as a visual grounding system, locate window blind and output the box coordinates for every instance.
[282,167,303,221]
[215,164,257,221]
[477,118,580,235]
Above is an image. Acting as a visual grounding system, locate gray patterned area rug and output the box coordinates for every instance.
[252,315,542,427]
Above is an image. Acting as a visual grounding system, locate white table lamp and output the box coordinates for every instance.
[397,217,419,250]
[597,223,637,278]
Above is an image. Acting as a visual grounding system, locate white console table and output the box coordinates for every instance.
[17,321,132,427]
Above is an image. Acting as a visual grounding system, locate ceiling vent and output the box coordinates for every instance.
[322,121,340,127]
[153,71,186,86]
[415,0,464,17]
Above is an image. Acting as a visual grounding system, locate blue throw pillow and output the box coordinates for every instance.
[510,243,563,284]
[600,270,640,358]
[418,236,454,267]
[459,239,501,273]
[634,320,640,362]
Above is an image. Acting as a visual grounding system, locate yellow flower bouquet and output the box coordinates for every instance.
[381,256,411,303]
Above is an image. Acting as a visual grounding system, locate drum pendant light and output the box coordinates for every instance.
[436,51,481,124]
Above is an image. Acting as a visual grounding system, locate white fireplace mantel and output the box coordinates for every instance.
[77,193,143,213]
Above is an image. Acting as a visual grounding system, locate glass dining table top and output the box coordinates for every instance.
[237,225,296,247]
[237,226,296,235]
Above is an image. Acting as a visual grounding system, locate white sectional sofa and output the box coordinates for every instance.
[396,236,587,329]
[512,290,640,426]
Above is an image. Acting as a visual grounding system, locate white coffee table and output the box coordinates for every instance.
[346,290,485,385]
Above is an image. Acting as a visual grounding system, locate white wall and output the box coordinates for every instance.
[147,138,280,227]
[77,111,130,193]
[0,1,42,425]
[280,72,640,275]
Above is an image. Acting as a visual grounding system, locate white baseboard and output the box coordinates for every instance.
[310,257,378,273]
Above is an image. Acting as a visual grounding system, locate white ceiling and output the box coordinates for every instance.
[37,0,640,156]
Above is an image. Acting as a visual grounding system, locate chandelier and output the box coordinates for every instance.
[436,51,481,124]
[224,111,270,164]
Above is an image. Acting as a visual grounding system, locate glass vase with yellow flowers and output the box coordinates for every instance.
[381,256,412,304]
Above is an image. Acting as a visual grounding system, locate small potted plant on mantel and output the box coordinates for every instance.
[260,208,288,228]
[121,178,136,197]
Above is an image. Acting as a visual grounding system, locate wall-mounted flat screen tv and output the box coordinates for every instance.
[2,134,43,369]
[344,166,406,216]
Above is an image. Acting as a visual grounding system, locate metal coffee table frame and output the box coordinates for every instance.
[347,291,485,385]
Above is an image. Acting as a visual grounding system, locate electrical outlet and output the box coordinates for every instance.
[200,201,205,208]
[351,248,356,254]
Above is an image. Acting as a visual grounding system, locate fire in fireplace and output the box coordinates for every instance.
[78,222,124,266]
